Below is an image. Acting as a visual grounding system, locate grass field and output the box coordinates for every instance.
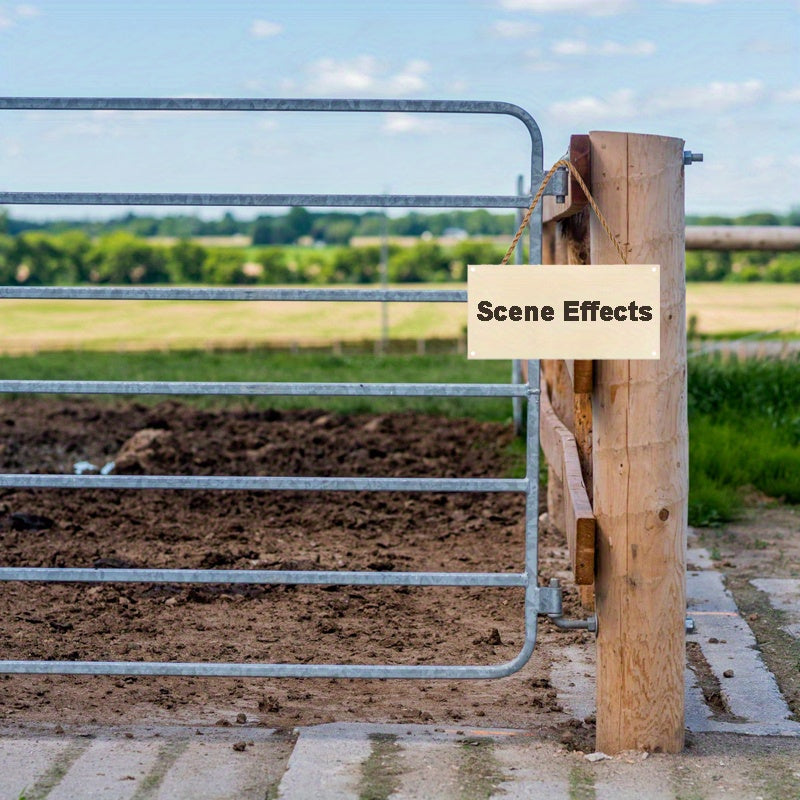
[0,349,516,421]
[0,282,797,353]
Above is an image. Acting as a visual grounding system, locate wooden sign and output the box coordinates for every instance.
[467,264,660,360]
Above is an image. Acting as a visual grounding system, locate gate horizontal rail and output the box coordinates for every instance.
[0,96,546,679]
[0,381,531,397]
[0,568,528,587]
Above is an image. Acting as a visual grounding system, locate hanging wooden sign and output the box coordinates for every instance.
[467,264,660,360]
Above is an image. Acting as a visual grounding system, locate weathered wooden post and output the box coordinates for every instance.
[590,132,688,754]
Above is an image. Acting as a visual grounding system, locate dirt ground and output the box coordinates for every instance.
[0,398,591,739]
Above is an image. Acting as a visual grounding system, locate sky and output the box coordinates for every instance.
[0,0,798,221]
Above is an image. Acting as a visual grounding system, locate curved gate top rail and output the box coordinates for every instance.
[0,97,550,210]
[0,96,559,680]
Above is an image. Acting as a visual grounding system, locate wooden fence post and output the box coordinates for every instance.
[589,131,688,754]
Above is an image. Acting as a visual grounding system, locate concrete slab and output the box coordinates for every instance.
[277,722,372,800]
[393,737,461,800]
[687,564,800,736]
[0,737,83,800]
[155,738,287,800]
[550,643,596,721]
[492,740,571,799]
[594,756,675,800]
[751,577,800,637]
[47,738,163,800]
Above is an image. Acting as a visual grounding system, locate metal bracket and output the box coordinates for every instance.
[538,579,598,634]
[543,166,568,203]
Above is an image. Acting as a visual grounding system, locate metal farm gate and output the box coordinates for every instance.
[0,97,578,680]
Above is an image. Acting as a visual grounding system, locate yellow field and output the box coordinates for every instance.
[0,282,797,353]
[686,283,800,336]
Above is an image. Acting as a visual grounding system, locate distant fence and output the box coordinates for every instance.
[686,226,800,251]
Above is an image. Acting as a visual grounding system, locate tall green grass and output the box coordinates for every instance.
[688,355,800,525]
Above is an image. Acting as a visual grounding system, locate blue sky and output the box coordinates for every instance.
[0,0,798,220]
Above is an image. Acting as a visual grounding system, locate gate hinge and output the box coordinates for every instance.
[542,166,568,204]
[538,578,598,634]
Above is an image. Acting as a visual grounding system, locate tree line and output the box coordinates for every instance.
[0,231,506,286]
[0,207,518,244]
[3,206,797,245]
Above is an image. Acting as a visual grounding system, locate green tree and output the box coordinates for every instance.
[89,232,169,284]
[389,242,449,282]
[167,240,207,283]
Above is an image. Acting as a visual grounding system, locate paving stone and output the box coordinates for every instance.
[155,738,283,800]
[686,553,800,736]
[751,578,800,637]
[277,722,372,799]
[47,738,162,800]
[0,737,79,800]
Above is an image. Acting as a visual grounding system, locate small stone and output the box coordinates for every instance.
[585,751,611,762]
[236,712,247,724]
[748,613,759,621]
[232,741,247,752]
[708,637,719,643]
[54,724,64,735]
[164,597,178,607]
[723,669,734,678]
[124,732,134,739]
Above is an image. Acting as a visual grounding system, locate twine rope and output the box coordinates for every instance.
[502,158,628,265]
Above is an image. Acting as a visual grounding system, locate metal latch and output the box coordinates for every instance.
[538,578,597,634]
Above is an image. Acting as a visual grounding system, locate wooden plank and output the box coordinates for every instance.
[590,131,687,754]
[543,134,591,224]
[539,376,595,585]
[564,359,593,394]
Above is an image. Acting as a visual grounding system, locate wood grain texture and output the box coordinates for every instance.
[590,131,688,754]
[540,376,595,585]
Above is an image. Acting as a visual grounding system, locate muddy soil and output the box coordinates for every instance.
[0,398,590,733]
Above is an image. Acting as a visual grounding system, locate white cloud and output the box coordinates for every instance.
[550,89,637,121]
[302,56,430,96]
[742,37,793,55]
[381,114,446,135]
[549,79,769,123]
[0,4,40,31]
[776,86,800,103]
[552,38,656,56]
[490,19,541,38]
[250,19,283,38]
[651,79,765,112]
[499,0,633,14]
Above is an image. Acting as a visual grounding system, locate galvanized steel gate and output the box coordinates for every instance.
[0,98,566,679]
